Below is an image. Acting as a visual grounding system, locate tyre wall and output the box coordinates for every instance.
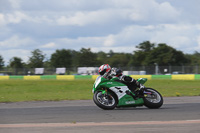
[0,75,199,80]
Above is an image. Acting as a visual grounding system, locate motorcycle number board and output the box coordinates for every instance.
[109,86,129,99]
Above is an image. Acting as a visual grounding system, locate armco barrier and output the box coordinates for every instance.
[195,74,200,80]
[152,75,171,79]
[172,74,195,80]
[92,75,99,80]
[130,75,152,80]
[56,75,74,80]
[40,75,57,80]
[9,76,24,79]
[0,75,200,80]
[75,75,92,79]
[24,76,40,80]
[0,76,9,80]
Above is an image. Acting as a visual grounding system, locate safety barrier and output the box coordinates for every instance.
[0,75,200,80]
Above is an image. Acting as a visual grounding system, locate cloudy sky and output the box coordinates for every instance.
[0,0,200,64]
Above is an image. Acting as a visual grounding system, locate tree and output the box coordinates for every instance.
[50,49,72,68]
[9,57,24,68]
[75,48,97,67]
[131,41,155,66]
[131,42,189,66]
[131,51,147,66]
[107,50,115,57]
[96,51,108,65]
[0,55,4,69]
[136,41,155,52]
[108,53,132,68]
[43,59,52,68]
[185,51,200,66]
[145,43,188,66]
[28,49,45,68]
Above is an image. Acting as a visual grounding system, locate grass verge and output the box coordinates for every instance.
[0,79,199,102]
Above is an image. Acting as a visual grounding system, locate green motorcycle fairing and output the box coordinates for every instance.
[137,78,148,84]
[93,76,145,107]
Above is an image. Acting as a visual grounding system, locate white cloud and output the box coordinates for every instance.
[196,36,200,51]
[103,35,115,47]
[55,0,180,26]
[197,36,200,45]
[0,11,31,25]
[0,0,181,32]
[0,0,200,64]
[169,36,191,48]
[40,42,56,48]
[106,25,155,46]
[0,14,5,26]
[91,46,137,53]
[0,11,54,26]
[1,49,30,64]
[56,10,116,26]
[55,36,104,49]
[157,2,180,21]
[150,24,200,52]
[52,23,200,54]
[8,0,21,9]
[0,35,35,48]
[7,11,27,23]
[118,0,180,23]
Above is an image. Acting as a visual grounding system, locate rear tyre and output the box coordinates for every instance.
[93,91,117,110]
[143,88,163,109]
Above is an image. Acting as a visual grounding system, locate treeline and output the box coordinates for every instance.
[0,41,200,69]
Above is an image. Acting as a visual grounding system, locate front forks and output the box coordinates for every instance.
[101,88,113,100]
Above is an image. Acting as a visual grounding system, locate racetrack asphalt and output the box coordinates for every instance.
[0,96,200,133]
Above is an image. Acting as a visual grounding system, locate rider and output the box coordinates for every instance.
[98,64,144,92]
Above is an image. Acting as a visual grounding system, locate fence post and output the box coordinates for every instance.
[196,65,198,74]
[182,65,185,73]
[154,63,158,75]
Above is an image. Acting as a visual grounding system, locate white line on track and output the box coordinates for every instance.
[0,120,200,128]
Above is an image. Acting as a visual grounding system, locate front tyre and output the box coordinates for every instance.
[93,91,117,110]
[143,88,163,109]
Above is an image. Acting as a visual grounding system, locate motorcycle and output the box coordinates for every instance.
[92,76,163,110]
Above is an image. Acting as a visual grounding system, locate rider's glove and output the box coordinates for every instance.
[110,70,116,76]
[140,85,145,89]
[111,68,122,77]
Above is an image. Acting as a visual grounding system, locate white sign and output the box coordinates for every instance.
[77,67,98,75]
[35,68,44,75]
[56,68,66,75]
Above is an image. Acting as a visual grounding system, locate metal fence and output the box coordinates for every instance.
[0,65,199,75]
[0,67,76,76]
[118,65,199,75]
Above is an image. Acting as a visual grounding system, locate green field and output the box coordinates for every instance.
[0,79,200,102]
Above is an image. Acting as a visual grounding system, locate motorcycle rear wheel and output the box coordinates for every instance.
[93,91,117,110]
[143,88,163,109]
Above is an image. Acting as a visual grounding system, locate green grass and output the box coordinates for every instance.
[0,79,200,102]
[0,80,93,102]
[144,80,200,97]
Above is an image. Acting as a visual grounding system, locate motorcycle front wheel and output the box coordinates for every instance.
[143,88,163,109]
[93,91,117,110]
